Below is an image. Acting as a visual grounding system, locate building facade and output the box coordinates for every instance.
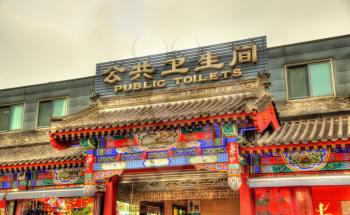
[0,77,95,214]
[0,34,349,215]
[250,35,350,215]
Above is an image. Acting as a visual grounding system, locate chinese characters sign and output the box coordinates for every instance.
[96,36,266,96]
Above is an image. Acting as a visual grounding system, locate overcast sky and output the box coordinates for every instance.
[0,0,349,89]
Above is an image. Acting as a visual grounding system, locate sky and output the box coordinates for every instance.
[0,0,349,89]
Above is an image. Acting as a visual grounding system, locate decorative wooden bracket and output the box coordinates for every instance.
[252,104,280,133]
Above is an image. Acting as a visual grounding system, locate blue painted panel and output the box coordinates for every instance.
[93,153,228,171]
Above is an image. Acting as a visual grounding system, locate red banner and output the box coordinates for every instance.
[254,188,313,215]
[85,154,95,174]
[227,142,239,164]
[0,200,5,209]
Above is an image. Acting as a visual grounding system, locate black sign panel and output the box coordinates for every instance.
[95,36,267,97]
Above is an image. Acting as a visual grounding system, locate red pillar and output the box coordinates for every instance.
[104,176,118,215]
[239,176,254,215]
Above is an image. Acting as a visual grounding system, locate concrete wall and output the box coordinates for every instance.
[0,77,94,131]
[267,34,350,118]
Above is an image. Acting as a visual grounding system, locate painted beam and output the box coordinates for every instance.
[5,187,89,200]
[93,154,228,171]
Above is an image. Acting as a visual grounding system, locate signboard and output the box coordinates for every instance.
[95,36,267,97]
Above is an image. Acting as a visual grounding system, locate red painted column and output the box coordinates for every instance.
[103,176,118,215]
[239,176,254,215]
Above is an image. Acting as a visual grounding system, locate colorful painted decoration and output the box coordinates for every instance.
[194,163,228,172]
[281,149,330,171]
[0,170,85,189]
[99,161,126,171]
[94,170,123,180]
[202,147,226,155]
[17,198,94,214]
[256,149,350,174]
[227,173,242,191]
[221,124,238,137]
[147,151,169,159]
[97,156,117,163]
[80,138,98,148]
[144,158,170,167]
[105,134,136,147]
[174,141,201,149]
[180,125,211,134]
[121,153,143,161]
[226,141,242,190]
[178,130,213,142]
[135,130,179,151]
[227,142,240,164]
[85,154,95,184]
[94,154,227,171]
[189,155,218,164]
[52,168,82,185]
[115,146,142,153]
[227,163,242,191]
[174,148,197,157]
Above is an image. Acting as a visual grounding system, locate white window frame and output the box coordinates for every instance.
[0,102,25,133]
[36,96,69,129]
[284,58,336,101]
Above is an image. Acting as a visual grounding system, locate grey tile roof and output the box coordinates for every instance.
[51,92,273,133]
[0,143,84,167]
[0,129,49,148]
[254,115,350,146]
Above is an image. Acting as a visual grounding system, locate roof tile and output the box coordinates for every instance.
[254,115,350,146]
[52,92,273,133]
[0,143,84,167]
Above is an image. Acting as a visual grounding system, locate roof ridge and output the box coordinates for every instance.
[99,92,257,112]
[50,91,272,134]
[282,113,350,123]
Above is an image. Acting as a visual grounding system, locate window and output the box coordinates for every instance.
[37,98,67,128]
[0,103,24,132]
[287,61,334,100]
